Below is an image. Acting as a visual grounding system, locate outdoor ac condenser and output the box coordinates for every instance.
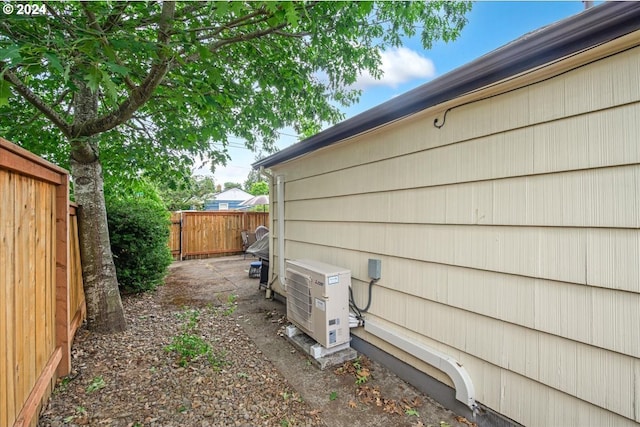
[285,259,351,349]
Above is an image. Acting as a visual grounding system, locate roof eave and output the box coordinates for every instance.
[254,1,640,170]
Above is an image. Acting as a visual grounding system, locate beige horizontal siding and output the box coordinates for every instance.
[286,164,640,228]
[269,36,640,426]
[285,241,639,357]
[361,316,639,427]
[285,221,640,293]
[285,102,640,202]
[373,290,637,420]
[278,45,640,183]
[284,238,640,423]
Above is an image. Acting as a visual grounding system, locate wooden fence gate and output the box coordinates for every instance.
[169,210,269,260]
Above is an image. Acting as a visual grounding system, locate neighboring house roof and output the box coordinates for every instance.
[212,188,252,201]
[254,2,640,170]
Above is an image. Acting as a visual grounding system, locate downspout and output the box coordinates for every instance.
[364,318,477,413]
[276,175,285,288]
[259,167,275,298]
[259,165,273,181]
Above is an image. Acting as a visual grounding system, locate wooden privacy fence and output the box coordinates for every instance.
[0,138,86,427]
[170,210,269,260]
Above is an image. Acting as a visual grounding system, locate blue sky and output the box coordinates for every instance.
[208,1,589,185]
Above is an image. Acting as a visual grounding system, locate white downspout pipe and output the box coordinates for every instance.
[364,318,477,413]
[276,175,286,288]
[260,167,275,298]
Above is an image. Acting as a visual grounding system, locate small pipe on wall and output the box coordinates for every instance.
[276,175,286,288]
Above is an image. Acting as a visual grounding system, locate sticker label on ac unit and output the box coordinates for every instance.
[328,275,339,285]
[315,298,326,311]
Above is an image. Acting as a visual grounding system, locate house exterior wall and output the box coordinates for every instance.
[204,200,242,211]
[205,188,253,210]
[269,35,640,426]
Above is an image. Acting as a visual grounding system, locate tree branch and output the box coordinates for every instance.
[43,2,77,39]
[273,29,312,38]
[124,116,156,141]
[181,7,267,39]
[24,88,71,126]
[103,1,130,32]
[181,21,289,64]
[73,1,176,137]
[209,22,290,51]
[174,2,211,20]
[80,2,136,91]
[80,2,99,29]
[2,68,72,137]
[178,2,319,57]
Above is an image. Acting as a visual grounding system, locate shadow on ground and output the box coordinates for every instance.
[162,256,469,427]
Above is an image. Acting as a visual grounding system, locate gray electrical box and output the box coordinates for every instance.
[368,259,381,280]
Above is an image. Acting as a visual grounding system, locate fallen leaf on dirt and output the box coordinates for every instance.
[38,292,325,427]
[455,415,478,427]
[358,367,371,378]
[40,260,469,427]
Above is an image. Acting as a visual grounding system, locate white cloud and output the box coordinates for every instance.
[354,47,436,89]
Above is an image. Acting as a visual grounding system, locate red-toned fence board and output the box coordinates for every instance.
[1,137,84,427]
[170,211,269,260]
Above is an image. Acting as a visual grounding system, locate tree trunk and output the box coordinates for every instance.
[71,83,126,333]
[71,154,126,333]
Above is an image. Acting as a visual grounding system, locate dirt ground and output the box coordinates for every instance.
[40,255,472,427]
[163,256,470,427]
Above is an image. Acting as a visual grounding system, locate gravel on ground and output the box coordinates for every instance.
[38,257,474,427]
[39,292,324,427]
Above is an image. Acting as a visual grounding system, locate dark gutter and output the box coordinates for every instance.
[254,1,640,169]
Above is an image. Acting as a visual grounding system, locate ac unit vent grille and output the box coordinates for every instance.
[285,259,351,349]
[286,269,313,332]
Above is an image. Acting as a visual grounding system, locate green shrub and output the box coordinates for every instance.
[106,195,172,293]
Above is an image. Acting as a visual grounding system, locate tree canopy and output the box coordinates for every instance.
[223,182,243,191]
[1,1,471,182]
[157,175,216,211]
[248,181,269,196]
[0,1,471,332]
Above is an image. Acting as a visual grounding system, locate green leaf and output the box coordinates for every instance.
[264,3,279,14]
[100,70,119,101]
[105,62,130,77]
[229,1,244,15]
[63,64,71,83]
[196,44,211,61]
[0,81,12,107]
[214,1,229,15]
[83,67,101,93]
[283,3,300,27]
[0,45,22,64]
[44,53,64,74]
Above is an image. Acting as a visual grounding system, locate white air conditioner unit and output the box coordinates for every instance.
[285,259,351,349]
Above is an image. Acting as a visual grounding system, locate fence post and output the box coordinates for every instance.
[179,211,184,261]
[55,174,71,377]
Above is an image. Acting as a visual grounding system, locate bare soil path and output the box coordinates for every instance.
[39,256,470,427]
